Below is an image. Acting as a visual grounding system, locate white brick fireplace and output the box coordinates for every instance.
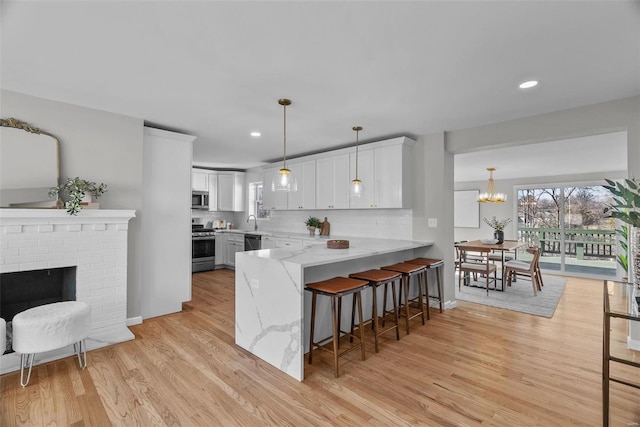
[0,209,136,374]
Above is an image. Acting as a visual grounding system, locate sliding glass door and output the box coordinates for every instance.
[517,184,617,278]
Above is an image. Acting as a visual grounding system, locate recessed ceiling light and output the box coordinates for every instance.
[519,80,539,89]
[250,131,261,137]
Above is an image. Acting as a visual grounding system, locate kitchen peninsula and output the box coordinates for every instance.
[235,236,433,381]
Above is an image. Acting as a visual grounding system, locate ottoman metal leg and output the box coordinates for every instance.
[74,339,87,369]
[20,353,35,387]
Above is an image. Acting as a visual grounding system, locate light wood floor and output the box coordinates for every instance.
[2,270,639,426]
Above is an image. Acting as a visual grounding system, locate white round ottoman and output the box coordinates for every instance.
[0,317,6,355]
[13,301,91,387]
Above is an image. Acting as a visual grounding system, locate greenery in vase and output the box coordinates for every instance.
[483,216,512,231]
[304,216,322,228]
[603,178,640,227]
[615,224,629,273]
[603,178,640,273]
[49,177,108,215]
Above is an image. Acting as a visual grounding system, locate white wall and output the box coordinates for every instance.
[1,90,145,319]
[447,96,640,178]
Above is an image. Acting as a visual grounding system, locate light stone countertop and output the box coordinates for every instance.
[240,236,433,268]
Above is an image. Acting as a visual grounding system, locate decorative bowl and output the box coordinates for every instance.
[327,240,349,249]
[480,239,498,244]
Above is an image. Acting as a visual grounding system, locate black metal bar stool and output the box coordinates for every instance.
[380,263,426,334]
[306,276,369,378]
[348,269,401,353]
[404,258,444,313]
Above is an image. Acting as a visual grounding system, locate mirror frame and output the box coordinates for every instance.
[0,118,61,207]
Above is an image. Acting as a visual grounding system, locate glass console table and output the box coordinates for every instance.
[603,280,640,426]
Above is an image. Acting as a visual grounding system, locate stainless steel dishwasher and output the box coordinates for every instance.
[244,234,262,251]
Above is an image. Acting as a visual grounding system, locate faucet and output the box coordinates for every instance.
[247,214,258,231]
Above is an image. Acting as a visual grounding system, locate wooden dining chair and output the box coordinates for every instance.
[456,245,497,295]
[503,247,543,295]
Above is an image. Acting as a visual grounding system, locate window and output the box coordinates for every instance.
[516,184,616,278]
[248,181,269,219]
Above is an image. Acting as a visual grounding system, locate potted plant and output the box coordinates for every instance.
[483,216,512,244]
[603,178,640,283]
[304,216,322,236]
[49,177,108,215]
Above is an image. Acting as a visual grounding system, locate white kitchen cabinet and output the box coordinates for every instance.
[348,138,414,209]
[218,172,245,212]
[192,168,209,191]
[275,237,303,249]
[215,232,227,265]
[287,160,316,210]
[262,167,288,210]
[208,171,218,211]
[226,233,245,267]
[261,235,276,249]
[262,136,414,211]
[348,148,375,209]
[373,141,413,208]
[316,153,349,209]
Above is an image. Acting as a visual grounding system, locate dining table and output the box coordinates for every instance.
[456,239,528,288]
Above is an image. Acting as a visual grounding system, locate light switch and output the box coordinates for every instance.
[428,218,437,228]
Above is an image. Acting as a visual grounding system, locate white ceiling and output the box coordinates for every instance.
[2,1,639,170]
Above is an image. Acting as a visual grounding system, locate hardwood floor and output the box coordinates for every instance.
[2,269,639,426]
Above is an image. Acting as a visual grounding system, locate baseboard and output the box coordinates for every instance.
[126,316,143,326]
[628,336,640,352]
[444,300,457,310]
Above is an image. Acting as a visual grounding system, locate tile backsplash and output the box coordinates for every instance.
[191,210,236,228]
[251,209,413,240]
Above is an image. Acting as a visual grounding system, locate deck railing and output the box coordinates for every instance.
[518,227,616,260]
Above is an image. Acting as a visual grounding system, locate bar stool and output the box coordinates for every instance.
[381,263,426,334]
[348,269,401,353]
[404,258,444,313]
[306,276,369,378]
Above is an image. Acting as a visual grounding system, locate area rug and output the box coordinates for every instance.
[454,274,567,318]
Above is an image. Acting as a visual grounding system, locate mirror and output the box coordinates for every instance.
[0,118,60,207]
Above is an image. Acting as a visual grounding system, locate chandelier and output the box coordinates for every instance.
[477,167,507,203]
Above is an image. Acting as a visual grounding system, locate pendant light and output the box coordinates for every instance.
[477,167,507,203]
[350,126,365,198]
[272,98,297,192]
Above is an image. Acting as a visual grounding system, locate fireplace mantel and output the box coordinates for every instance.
[0,208,136,222]
[0,208,136,374]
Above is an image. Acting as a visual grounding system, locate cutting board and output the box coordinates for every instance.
[320,217,330,236]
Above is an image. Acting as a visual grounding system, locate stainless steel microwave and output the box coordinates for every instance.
[192,191,209,210]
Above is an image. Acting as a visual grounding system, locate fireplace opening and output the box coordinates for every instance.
[1,266,77,354]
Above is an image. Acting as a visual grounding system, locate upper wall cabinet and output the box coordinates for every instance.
[207,171,218,211]
[218,171,245,212]
[287,159,316,210]
[347,137,415,208]
[348,148,375,209]
[261,136,414,211]
[262,167,288,210]
[192,168,209,191]
[316,154,350,209]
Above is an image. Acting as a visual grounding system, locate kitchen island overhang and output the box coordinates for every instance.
[235,237,433,381]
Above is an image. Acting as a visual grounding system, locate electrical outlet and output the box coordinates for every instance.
[428,218,437,228]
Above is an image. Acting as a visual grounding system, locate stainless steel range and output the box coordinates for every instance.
[192,225,216,272]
